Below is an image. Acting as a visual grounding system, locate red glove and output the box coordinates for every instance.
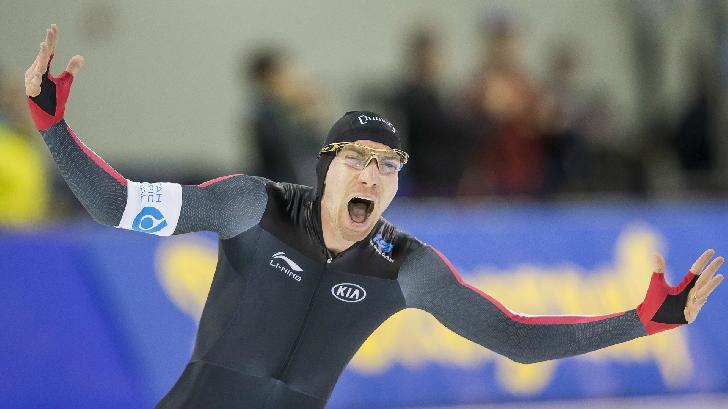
[636,271,697,335]
[27,53,75,131]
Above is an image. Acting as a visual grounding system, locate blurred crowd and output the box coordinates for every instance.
[243,12,727,200]
[1,8,727,228]
[390,17,653,198]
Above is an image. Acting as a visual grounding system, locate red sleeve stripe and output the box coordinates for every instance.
[197,174,243,187]
[430,246,625,325]
[66,124,127,186]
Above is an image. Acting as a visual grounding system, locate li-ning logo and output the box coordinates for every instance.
[269,251,303,282]
[357,115,396,133]
[132,207,168,233]
[331,283,367,303]
[370,233,395,263]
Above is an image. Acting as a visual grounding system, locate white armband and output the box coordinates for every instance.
[117,181,182,236]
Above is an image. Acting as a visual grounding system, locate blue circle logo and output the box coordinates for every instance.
[132,207,168,233]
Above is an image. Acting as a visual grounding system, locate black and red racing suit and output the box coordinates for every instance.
[29,56,696,409]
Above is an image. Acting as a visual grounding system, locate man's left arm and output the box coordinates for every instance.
[397,246,723,364]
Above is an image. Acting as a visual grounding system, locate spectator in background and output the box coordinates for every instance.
[537,42,594,195]
[244,48,323,186]
[538,43,643,197]
[393,28,465,197]
[672,50,716,185]
[459,15,542,197]
[0,64,49,227]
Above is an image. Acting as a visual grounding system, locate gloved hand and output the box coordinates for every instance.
[637,250,723,335]
[25,24,84,131]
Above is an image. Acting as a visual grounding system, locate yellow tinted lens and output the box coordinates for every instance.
[338,145,368,169]
[379,156,402,173]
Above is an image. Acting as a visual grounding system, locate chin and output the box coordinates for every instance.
[341,229,369,243]
[340,213,377,242]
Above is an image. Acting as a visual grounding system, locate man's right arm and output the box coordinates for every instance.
[28,24,267,238]
[41,120,267,238]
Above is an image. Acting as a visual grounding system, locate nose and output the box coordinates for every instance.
[357,158,380,186]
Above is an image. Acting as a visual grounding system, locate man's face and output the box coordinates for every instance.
[321,140,399,242]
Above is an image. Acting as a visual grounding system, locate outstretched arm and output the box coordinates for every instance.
[25,24,266,238]
[397,246,723,364]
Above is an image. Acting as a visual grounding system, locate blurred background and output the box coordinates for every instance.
[1,0,727,408]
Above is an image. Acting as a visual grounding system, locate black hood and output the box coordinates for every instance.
[314,111,401,199]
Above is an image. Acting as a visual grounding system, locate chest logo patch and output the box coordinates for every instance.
[331,283,367,303]
[370,233,395,263]
[269,251,303,282]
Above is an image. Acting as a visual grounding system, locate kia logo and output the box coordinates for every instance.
[331,283,367,303]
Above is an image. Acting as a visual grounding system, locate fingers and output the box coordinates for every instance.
[696,255,724,290]
[685,293,710,323]
[25,64,42,97]
[29,46,41,75]
[65,55,85,76]
[37,33,52,75]
[655,253,665,272]
[684,300,704,323]
[47,24,57,57]
[695,273,724,300]
[36,24,57,74]
[25,43,45,97]
[690,249,715,275]
[685,286,704,323]
[25,24,61,97]
[684,272,723,324]
[25,42,47,97]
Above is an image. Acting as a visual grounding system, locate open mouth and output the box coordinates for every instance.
[347,197,375,224]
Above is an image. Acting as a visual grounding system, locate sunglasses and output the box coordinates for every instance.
[319,142,409,175]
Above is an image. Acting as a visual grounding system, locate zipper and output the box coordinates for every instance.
[278,200,335,376]
[277,226,367,378]
[278,203,379,378]
[278,257,328,380]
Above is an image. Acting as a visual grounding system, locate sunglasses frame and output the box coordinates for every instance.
[319,142,409,170]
